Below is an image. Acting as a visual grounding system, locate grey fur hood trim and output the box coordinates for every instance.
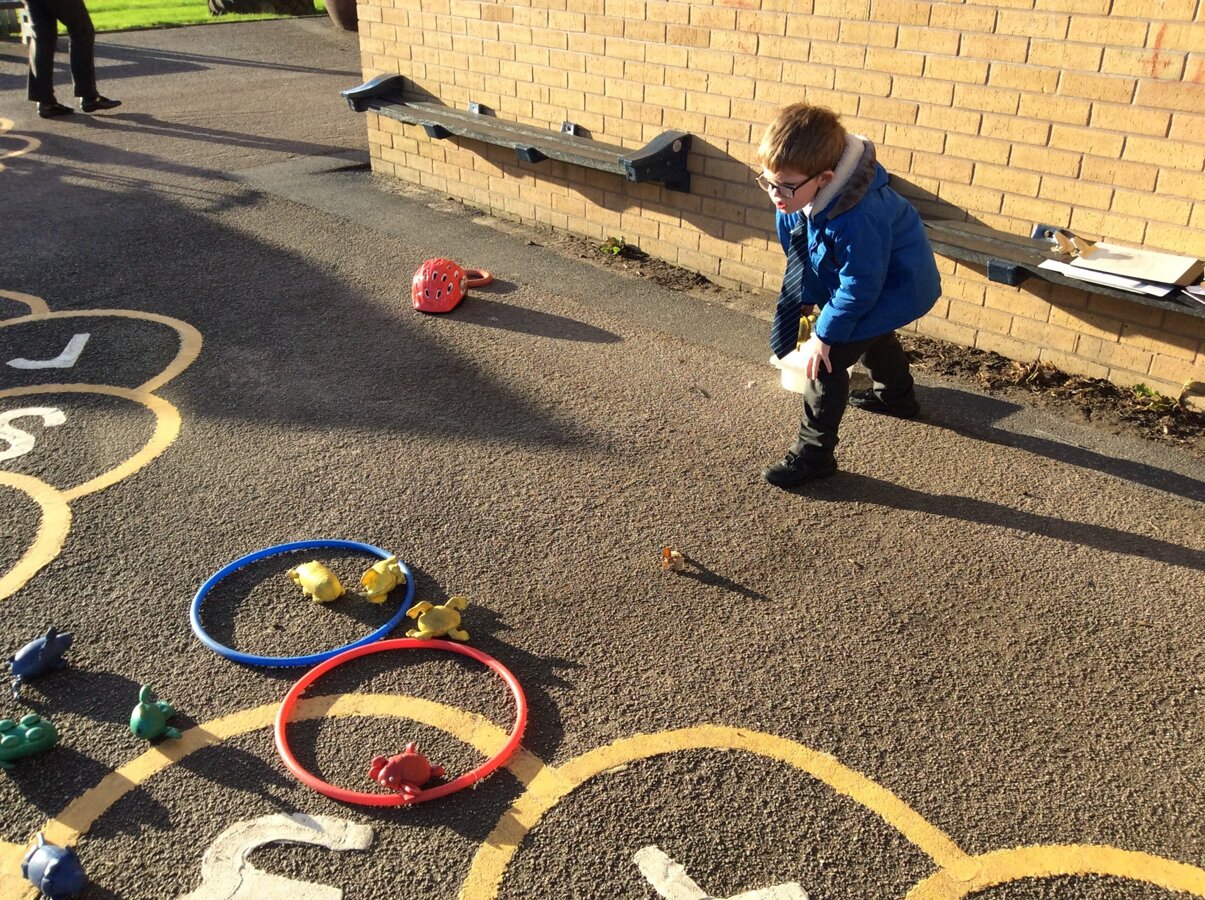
[808,134,878,220]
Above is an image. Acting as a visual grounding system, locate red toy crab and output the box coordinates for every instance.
[368,742,445,799]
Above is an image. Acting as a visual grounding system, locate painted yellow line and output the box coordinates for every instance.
[0,310,202,392]
[0,473,71,602]
[907,844,1205,898]
[461,725,972,899]
[0,385,180,502]
[0,291,50,317]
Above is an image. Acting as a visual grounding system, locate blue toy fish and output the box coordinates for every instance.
[22,833,87,898]
[9,627,73,701]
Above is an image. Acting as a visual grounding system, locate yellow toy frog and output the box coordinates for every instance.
[405,596,469,641]
[360,556,405,604]
[287,561,345,603]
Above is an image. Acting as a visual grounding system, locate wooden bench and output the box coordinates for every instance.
[0,0,31,43]
[341,74,693,193]
[923,218,1205,321]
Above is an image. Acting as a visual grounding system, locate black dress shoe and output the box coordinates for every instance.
[849,389,920,419]
[761,451,837,488]
[79,95,121,112]
[37,101,74,118]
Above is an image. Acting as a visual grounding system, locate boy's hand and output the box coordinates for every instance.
[801,334,832,379]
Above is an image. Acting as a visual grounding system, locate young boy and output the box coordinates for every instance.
[757,103,941,488]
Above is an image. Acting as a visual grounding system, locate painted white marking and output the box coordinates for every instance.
[7,333,90,369]
[0,407,66,461]
[634,846,809,900]
[177,812,373,900]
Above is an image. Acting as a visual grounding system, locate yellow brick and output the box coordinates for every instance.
[892,76,953,106]
[1125,136,1205,171]
[984,285,1051,322]
[946,132,1011,165]
[1037,348,1109,381]
[1102,47,1186,80]
[688,48,735,74]
[814,0,867,15]
[706,115,751,142]
[1088,104,1169,139]
[865,47,926,77]
[1192,203,1205,232]
[836,69,892,96]
[1027,40,1102,73]
[1010,144,1081,178]
[1119,323,1200,362]
[1011,316,1077,353]
[709,28,758,54]
[810,42,867,68]
[666,24,709,47]
[980,112,1050,145]
[787,14,841,41]
[1157,169,1205,202]
[1039,175,1112,210]
[686,91,731,116]
[959,33,1028,64]
[737,9,788,34]
[938,182,1004,213]
[929,2,995,32]
[1135,80,1205,114]
[1146,22,1205,53]
[1001,196,1074,229]
[1059,73,1137,105]
[840,20,899,47]
[917,105,980,135]
[884,123,945,153]
[1144,222,1205,257]
[623,19,664,41]
[917,316,977,348]
[1092,340,1156,376]
[859,95,920,125]
[974,331,1030,360]
[1049,126,1124,159]
[1169,112,1205,144]
[736,56,787,83]
[645,1,690,24]
[876,144,911,172]
[871,0,931,26]
[1049,306,1122,341]
[947,298,1014,332]
[689,5,736,28]
[783,61,836,90]
[1116,0,1195,17]
[1146,357,1199,393]
[973,162,1039,195]
[925,56,989,84]
[942,275,986,304]
[1069,209,1149,245]
[896,26,959,54]
[988,62,1057,93]
[1012,93,1089,129]
[1066,15,1149,46]
[605,37,647,61]
[953,83,1020,114]
[998,10,1068,40]
[1079,157,1159,193]
[758,35,810,61]
[843,117,886,143]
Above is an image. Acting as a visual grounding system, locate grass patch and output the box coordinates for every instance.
[85,0,326,32]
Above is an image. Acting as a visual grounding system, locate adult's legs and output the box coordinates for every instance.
[55,0,98,99]
[24,0,60,103]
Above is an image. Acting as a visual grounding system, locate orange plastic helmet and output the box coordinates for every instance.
[412,258,468,314]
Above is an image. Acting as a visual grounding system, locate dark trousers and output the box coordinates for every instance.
[25,0,97,103]
[794,330,915,459]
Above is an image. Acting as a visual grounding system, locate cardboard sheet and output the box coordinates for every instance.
[1068,241,1203,286]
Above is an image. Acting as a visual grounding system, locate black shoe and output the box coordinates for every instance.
[761,451,837,488]
[79,95,121,113]
[849,389,920,419]
[37,101,74,119]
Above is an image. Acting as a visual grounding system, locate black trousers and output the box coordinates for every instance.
[794,330,915,459]
[25,0,97,103]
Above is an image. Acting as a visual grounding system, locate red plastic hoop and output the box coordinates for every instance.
[274,638,527,806]
[465,268,494,288]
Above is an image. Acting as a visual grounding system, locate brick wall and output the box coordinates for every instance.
[359,0,1205,397]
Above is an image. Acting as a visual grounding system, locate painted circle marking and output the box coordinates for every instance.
[0,472,71,602]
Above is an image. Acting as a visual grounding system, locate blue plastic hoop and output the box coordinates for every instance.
[190,539,415,668]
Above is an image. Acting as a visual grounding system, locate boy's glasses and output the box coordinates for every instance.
[756,172,819,199]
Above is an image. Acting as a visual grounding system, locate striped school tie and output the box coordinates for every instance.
[770,226,811,360]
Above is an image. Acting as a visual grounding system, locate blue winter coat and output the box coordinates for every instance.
[776,148,941,345]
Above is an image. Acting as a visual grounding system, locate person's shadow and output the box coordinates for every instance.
[915,384,1205,503]
[805,469,1205,571]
